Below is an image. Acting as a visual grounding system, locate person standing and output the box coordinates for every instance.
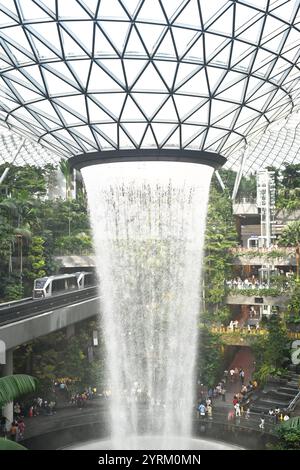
[259,412,265,430]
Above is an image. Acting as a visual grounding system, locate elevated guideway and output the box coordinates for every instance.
[0,287,100,350]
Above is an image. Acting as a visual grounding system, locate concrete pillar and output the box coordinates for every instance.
[66,324,75,339]
[1,349,13,429]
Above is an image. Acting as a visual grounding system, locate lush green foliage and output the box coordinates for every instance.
[274,419,300,450]
[14,318,104,396]
[197,327,224,387]
[252,315,290,384]
[276,164,300,211]
[0,374,37,407]
[0,438,27,450]
[279,221,300,248]
[0,164,91,301]
[204,176,237,319]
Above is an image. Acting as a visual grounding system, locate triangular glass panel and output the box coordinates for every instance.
[122,122,147,146]
[62,21,94,54]
[160,0,186,20]
[204,32,229,61]
[185,129,206,150]
[20,0,49,20]
[69,59,91,88]
[207,5,233,35]
[0,0,18,17]
[136,0,166,23]
[100,21,130,51]
[95,123,118,145]
[54,105,85,126]
[95,93,126,118]
[46,61,79,87]
[234,3,260,32]
[237,17,264,44]
[55,95,87,116]
[152,97,178,121]
[91,128,115,149]
[154,30,176,58]
[121,95,145,120]
[124,26,147,56]
[262,30,287,54]
[162,127,180,148]
[176,68,209,95]
[11,82,42,102]
[182,124,203,145]
[0,10,18,27]
[2,26,34,56]
[81,0,99,16]
[213,108,238,128]
[87,63,123,92]
[1,42,31,66]
[183,34,204,62]
[119,0,143,17]
[140,125,157,148]
[205,66,225,94]
[154,61,177,89]
[123,59,148,87]
[74,125,98,148]
[29,35,59,60]
[60,27,85,57]
[119,127,136,148]
[97,59,126,86]
[175,63,201,88]
[230,40,255,67]
[210,99,234,123]
[87,97,114,122]
[133,63,168,92]
[58,0,90,18]
[132,92,167,118]
[216,79,245,102]
[97,0,128,19]
[29,22,61,53]
[171,27,198,57]
[137,23,166,55]
[28,99,62,123]
[94,25,118,56]
[173,94,200,119]
[21,65,44,93]
[173,0,201,28]
[210,42,231,68]
[201,1,228,26]
[43,69,79,95]
[216,71,246,95]
[245,76,265,101]
[184,101,210,124]
[151,123,177,145]
[204,128,228,149]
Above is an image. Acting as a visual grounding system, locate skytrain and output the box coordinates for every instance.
[32,272,96,299]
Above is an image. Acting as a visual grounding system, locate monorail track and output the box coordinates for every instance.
[0,287,99,327]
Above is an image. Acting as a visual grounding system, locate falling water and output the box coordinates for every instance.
[82,161,213,449]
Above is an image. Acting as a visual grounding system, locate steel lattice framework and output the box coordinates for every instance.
[0,0,300,170]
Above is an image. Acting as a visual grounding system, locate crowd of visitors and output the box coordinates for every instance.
[196,368,293,433]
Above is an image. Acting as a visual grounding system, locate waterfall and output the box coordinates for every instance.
[82,161,213,449]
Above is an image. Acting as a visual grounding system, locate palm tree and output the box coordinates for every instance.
[0,374,37,450]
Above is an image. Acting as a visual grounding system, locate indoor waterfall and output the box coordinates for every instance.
[82,161,213,449]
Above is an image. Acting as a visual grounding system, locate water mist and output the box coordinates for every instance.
[82,161,213,449]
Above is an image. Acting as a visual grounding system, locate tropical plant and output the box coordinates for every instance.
[278,221,300,279]
[0,374,37,451]
[0,374,37,407]
[0,439,27,450]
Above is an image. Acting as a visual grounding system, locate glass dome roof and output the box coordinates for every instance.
[0,0,299,170]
